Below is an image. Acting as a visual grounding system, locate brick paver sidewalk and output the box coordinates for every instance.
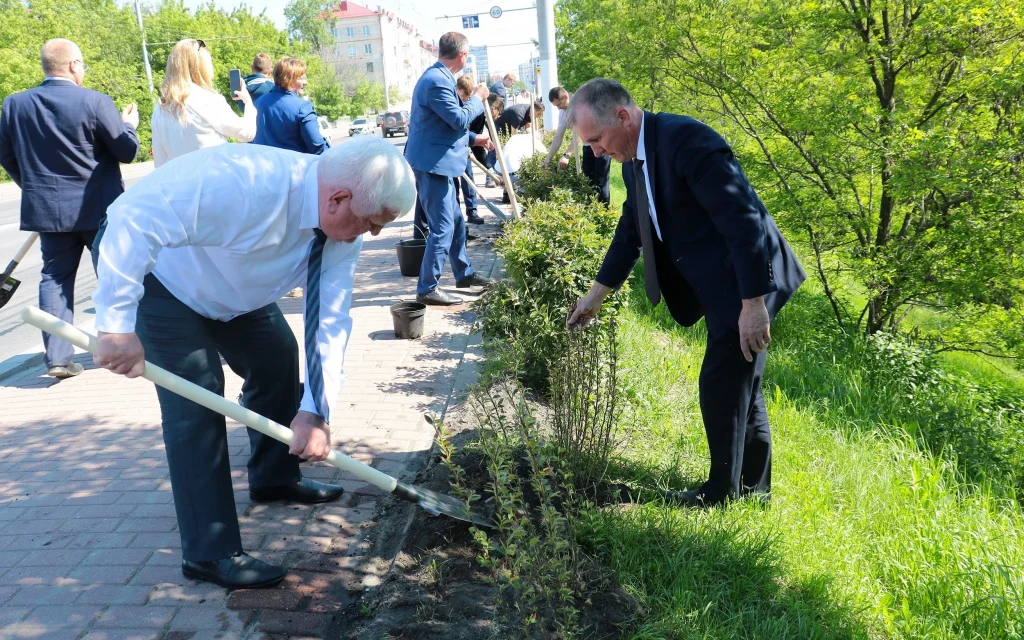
[0,195,504,639]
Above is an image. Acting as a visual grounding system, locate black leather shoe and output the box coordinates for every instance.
[741,486,771,506]
[416,288,461,306]
[664,485,729,509]
[182,553,285,589]
[466,212,485,225]
[249,478,345,504]
[455,273,495,289]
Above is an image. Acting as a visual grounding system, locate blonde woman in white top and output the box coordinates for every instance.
[151,39,257,166]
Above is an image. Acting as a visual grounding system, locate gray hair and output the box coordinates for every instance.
[566,78,636,128]
[40,38,81,76]
[318,137,416,219]
[438,32,469,59]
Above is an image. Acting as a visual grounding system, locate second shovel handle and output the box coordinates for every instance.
[20,306,400,494]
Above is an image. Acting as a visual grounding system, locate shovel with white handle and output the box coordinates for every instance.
[21,306,494,528]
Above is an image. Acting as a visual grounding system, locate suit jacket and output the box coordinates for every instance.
[0,78,139,233]
[405,62,484,178]
[596,112,806,335]
[251,86,329,155]
[489,80,509,101]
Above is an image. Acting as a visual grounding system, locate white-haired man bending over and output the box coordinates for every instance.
[90,137,416,589]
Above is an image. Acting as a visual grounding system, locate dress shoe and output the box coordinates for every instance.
[484,178,496,188]
[741,486,771,506]
[455,273,495,289]
[466,212,485,225]
[250,477,345,504]
[47,362,84,378]
[664,483,731,509]
[416,288,461,306]
[182,552,285,589]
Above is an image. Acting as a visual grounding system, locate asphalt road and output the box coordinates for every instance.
[0,128,405,371]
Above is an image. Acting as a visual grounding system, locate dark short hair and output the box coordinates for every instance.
[548,86,568,102]
[252,52,272,74]
[487,93,504,112]
[438,32,469,59]
[566,78,635,128]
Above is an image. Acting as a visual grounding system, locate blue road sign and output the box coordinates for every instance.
[462,15,480,28]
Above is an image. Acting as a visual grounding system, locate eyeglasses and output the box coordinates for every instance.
[195,39,206,49]
[73,59,88,72]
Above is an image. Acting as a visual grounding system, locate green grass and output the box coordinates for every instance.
[492,161,1024,639]
[581,287,1024,639]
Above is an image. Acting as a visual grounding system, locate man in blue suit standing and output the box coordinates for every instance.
[405,32,494,305]
[0,38,139,378]
[566,79,806,508]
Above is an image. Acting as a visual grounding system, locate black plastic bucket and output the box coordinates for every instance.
[390,302,426,339]
[395,239,426,277]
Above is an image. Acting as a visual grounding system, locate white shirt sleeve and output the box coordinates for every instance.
[204,92,258,143]
[297,239,359,423]
[93,189,192,333]
[150,109,169,168]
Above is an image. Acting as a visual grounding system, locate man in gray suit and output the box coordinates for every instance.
[0,39,139,377]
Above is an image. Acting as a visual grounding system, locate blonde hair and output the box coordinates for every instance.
[273,57,307,90]
[159,39,215,123]
[455,75,473,99]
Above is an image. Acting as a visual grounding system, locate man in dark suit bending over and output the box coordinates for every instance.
[565,79,806,507]
[0,38,139,378]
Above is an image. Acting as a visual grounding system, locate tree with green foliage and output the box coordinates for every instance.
[0,0,347,178]
[348,80,385,116]
[284,0,337,56]
[557,0,1024,364]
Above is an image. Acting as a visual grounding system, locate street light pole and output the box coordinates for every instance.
[134,0,155,96]
[535,0,557,130]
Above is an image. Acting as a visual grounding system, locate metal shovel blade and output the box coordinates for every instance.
[0,274,21,310]
[394,481,494,528]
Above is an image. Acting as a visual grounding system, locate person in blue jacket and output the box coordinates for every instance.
[404,32,494,305]
[252,57,329,155]
[0,38,139,378]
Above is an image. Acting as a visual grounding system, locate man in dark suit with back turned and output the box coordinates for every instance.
[566,79,806,507]
[0,38,139,378]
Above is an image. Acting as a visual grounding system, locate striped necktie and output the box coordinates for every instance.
[304,230,330,423]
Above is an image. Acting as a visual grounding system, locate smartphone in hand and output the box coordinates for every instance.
[229,69,242,95]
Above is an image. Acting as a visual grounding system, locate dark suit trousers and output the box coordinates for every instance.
[455,159,477,215]
[131,273,301,561]
[38,230,97,368]
[582,146,611,206]
[413,169,474,295]
[698,330,771,499]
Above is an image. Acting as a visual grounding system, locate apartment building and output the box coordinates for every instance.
[325,1,438,107]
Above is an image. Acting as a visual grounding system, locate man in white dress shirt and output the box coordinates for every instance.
[90,136,415,589]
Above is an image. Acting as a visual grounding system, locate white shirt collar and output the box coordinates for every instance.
[43,76,76,84]
[636,111,647,162]
[301,160,321,230]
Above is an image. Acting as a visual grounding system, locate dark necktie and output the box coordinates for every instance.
[304,230,330,423]
[632,159,661,306]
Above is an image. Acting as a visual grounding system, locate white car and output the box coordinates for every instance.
[348,118,373,136]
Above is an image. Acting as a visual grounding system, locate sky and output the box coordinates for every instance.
[180,0,543,75]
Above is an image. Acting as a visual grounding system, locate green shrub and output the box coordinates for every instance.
[473,191,625,391]
[515,153,597,204]
[769,290,1024,500]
